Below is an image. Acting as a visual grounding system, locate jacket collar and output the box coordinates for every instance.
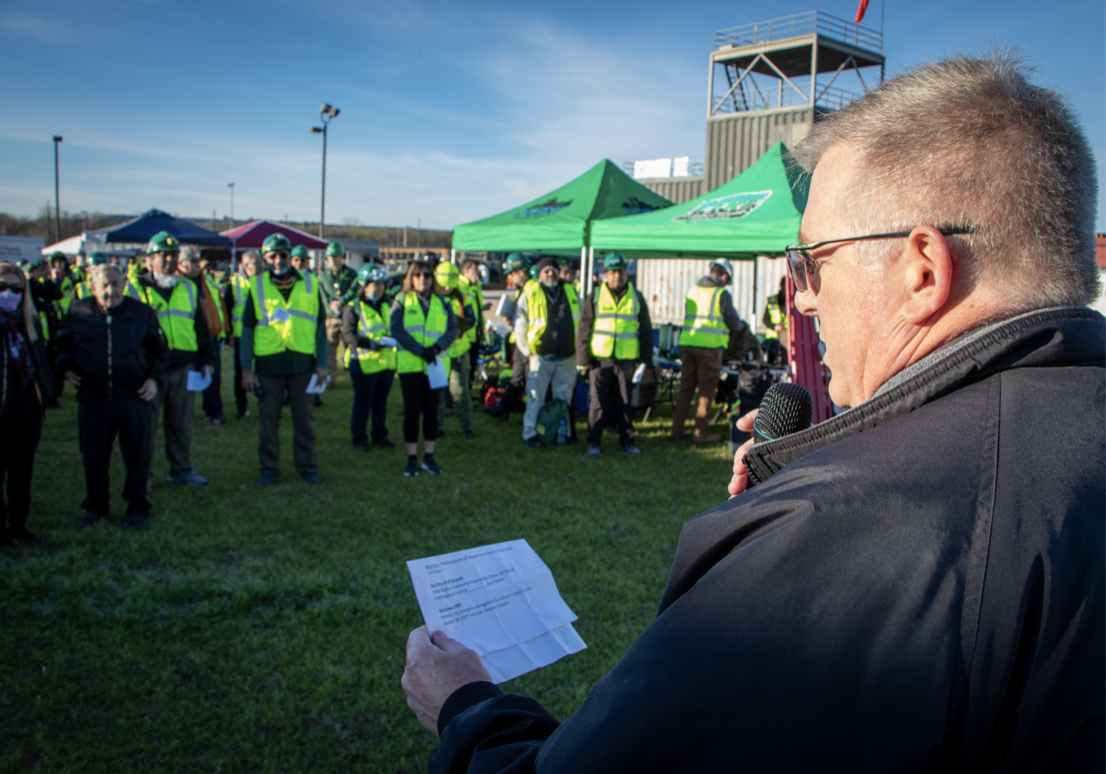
[744,306,1106,486]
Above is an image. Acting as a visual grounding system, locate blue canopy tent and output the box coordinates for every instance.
[87,209,231,247]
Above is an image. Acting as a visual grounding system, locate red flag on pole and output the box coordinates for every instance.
[855,0,870,23]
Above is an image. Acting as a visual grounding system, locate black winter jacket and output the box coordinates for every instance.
[429,306,1105,773]
[55,296,170,403]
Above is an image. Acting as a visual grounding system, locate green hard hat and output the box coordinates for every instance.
[603,252,627,271]
[325,241,344,257]
[557,256,571,267]
[262,233,292,254]
[49,251,67,263]
[291,245,310,259]
[87,251,108,266]
[503,252,527,273]
[435,261,459,290]
[358,264,388,283]
[528,264,540,279]
[147,231,180,255]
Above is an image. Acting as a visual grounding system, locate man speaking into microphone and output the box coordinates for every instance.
[401,54,1104,772]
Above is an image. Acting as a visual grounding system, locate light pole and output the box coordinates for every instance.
[52,136,63,243]
[310,103,340,239]
[227,182,235,228]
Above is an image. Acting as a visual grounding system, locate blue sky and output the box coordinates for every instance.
[1,0,1103,231]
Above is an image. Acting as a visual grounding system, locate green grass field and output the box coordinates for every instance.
[1,348,735,772]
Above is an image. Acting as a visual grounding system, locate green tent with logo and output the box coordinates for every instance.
[451,159,673,255]
[590,143,808,260]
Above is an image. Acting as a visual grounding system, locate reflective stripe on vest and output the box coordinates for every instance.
[205,274,225,329]
[141,280,199,352]
[230,274,249,337]
[251,272,318,357]
[764,296,786,340]
[460,278,483,344]
[679,285,727,348]
[591,282,640,360]
[446,293,471,358]
[524,282,579,353]
[396,291,450,375]
[343,300,396,373]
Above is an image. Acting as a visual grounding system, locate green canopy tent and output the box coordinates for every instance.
[451,159,673,291]
[590,142,807,261]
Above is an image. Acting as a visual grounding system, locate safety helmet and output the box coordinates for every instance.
[358,264,388,283]
[503,252,528,273]
[262,233,293,255]
[290,245,310,259]
[557,256,571,268]
[603,252,627,271]
[529,264,540,279]
[87,251,108,266]
[435,261,460,290]
[147,231,180,255]
[710,258,734,280]
[325,241,344,258]
[49,251,67,264]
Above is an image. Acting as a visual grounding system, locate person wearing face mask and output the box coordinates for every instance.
[224,251,262,420]
[391,260,459,477]
[239,233,329,486]
[136,231,215,487]
[341,263,397,451]
[0,262,55,545]
[55,265,168,530]
[514,257,580,447]
[178,247,227,425]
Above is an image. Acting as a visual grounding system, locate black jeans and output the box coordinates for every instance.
[233,338,248,412]
[0,414,43,535]
[399,372,441,444]
[588,360,635,446]
[78,396,155,518]
[349,360,394,446]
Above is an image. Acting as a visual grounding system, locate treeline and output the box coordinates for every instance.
[0,208,454,248]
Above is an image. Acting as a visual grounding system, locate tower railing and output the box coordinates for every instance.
[713,11,882,54]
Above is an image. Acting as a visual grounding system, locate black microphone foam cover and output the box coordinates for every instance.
[752,382,813,443]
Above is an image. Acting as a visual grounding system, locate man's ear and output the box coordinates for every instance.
[899,226,955,325]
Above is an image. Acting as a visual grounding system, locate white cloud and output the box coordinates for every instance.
[0,13,71,43]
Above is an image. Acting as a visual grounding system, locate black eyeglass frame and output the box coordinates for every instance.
[784,226,975,293]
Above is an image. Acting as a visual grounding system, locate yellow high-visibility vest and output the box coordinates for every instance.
[764,295,786,340]
[343,300,396,373]
[459,277,484,345]
[444,292,471,359]
[396,291,450,375]
[140,280,199,352]
[229,274,250,338]
[524,282,579,353]
[250,272,318,357]
[678,285,727,349]
[204,273,225,331]
[74,279,140,302]
[590,282,640,360]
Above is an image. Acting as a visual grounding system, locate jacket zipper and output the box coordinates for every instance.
[106,313,113,401]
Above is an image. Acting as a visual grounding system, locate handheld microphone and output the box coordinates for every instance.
[751,382,813,445]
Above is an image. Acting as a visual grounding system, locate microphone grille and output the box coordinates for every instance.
[754,382,814,441]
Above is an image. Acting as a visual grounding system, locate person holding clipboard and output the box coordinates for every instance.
[390,258,458,478]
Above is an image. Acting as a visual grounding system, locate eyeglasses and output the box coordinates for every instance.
[784,226,975,293]
[413,271,434,279]
[0,282,25,293]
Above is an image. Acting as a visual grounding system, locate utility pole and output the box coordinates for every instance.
[310,103,340,239]
[227,183,235,229]
[52,136,63,243]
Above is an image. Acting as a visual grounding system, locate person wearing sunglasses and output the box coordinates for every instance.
[0,263,54,545]
[391,260,459,476]
[403,55,1104,771]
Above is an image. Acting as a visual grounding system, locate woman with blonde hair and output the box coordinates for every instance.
[0,262,55,544]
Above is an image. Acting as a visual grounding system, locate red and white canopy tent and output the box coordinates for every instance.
[220,220,329,269]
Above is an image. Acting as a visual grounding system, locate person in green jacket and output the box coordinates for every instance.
[318,241,359,375]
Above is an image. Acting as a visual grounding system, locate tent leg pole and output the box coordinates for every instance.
[451,248,456,265]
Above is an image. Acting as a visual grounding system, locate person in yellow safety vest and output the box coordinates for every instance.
[137,231,216,486]
[223,251,262,419]
[177,247,227,425]
[341,263,397,451]
[434,261,477,439]
[290,245,314,276]
[557,256,579,294]
[502,252,532,401]
[576,252,653,456]
[71,253,87,283]
[49,252,78,319]
[390,259,459,477]
[761,276,789,366]
[26,258,64,407]
[239,233,328,487]
[459,258,487,378]
[672,258,752,444]
[514,256,580,447]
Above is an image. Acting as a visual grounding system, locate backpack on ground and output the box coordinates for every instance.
[536,399,570,446]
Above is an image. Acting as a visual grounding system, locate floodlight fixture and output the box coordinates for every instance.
[52,136,64,243]
[312,103,340,238]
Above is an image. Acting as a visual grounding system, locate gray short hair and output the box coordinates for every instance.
[90,264,124,286]
[179,246,199,263]
[789,52,1099,308]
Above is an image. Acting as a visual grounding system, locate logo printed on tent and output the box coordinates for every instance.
[621,197,660,215]
[674,191,773,221]
[514,198,573,218]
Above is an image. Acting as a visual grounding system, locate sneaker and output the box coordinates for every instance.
[620,444,642,455]
[404,459,419,477]
[525,436,542,448]
[353,442,370,452]
[121,514,149,530]
[421,458,442,475]
[586,444,601,456]
[373,438,396,448]
[257,472,277,487]
[301,472,323,485]
[78,512,104,529]
[313,396,323,407]
[206,414,226,425]
[167,470,208,486]
[691,433,722,444]
[234,408,249,420]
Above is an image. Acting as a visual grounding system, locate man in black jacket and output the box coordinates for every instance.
[401,55,1105,772]
[56,265,169,530]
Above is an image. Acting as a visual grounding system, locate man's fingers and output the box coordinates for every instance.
[406,625,431,664]
[736,408,759,432]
